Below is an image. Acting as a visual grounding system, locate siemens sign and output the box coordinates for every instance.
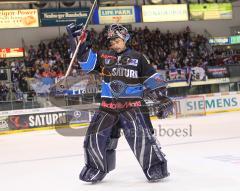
[187,97,238,111]
[184,94,240,114]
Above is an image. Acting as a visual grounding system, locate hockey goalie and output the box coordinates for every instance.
[66,23,173,183]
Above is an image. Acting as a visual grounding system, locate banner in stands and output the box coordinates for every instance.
[142,4,188,22]
[93,6,141,24]
[40,8,90,26]
[166,69,186,82]
[0,9,39,29]
[0,48,24,58]
[206,66,229,79]
[209,37,229,45]
[191,67,206,81]
[30,76,99,96]
[209,35,240,45]
[30,77,55,95]
[189,3,232,20]
[165,67,206,82]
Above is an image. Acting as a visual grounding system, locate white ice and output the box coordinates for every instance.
[0,111,240,191]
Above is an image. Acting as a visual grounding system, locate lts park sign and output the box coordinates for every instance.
[94,6,141,24]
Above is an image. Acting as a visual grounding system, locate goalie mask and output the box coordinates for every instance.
[107,24,130,42]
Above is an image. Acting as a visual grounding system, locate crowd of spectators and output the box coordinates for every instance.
[0,26,239,102]
[89,26,240,69]
[130,26,212,70]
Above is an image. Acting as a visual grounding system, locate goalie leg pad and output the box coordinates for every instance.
[119,108,169,181]
[79,166,107,183]
[80,111,119,182]
[106,138,118,171]
[140,104,154,134]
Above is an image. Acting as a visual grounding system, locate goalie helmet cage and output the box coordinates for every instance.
[174,95,207,118]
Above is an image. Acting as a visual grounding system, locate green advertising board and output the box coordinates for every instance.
[230,35,240,45]
[189,3,232,20]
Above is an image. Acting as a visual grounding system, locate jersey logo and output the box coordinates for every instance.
[104,59,111,65]
[101,54,116,60]
[111,67,138,78]
[127,59,138,66]
[109,80,127,98]
[101,54,117,66]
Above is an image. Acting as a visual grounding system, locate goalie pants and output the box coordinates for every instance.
[80,107,169,181]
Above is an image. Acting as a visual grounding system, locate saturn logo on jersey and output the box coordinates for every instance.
[111,67,138,78]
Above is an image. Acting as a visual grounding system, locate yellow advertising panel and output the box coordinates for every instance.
[0,48,24,58]
[189,3,232,20]
[142,4,188,22]
[0,9,39,29]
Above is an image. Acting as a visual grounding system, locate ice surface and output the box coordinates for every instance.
[0,111,240,191]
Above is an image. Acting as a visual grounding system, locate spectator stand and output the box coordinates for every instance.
[1,26,240,110]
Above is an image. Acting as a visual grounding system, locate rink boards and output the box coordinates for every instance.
[0,91,240,135]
